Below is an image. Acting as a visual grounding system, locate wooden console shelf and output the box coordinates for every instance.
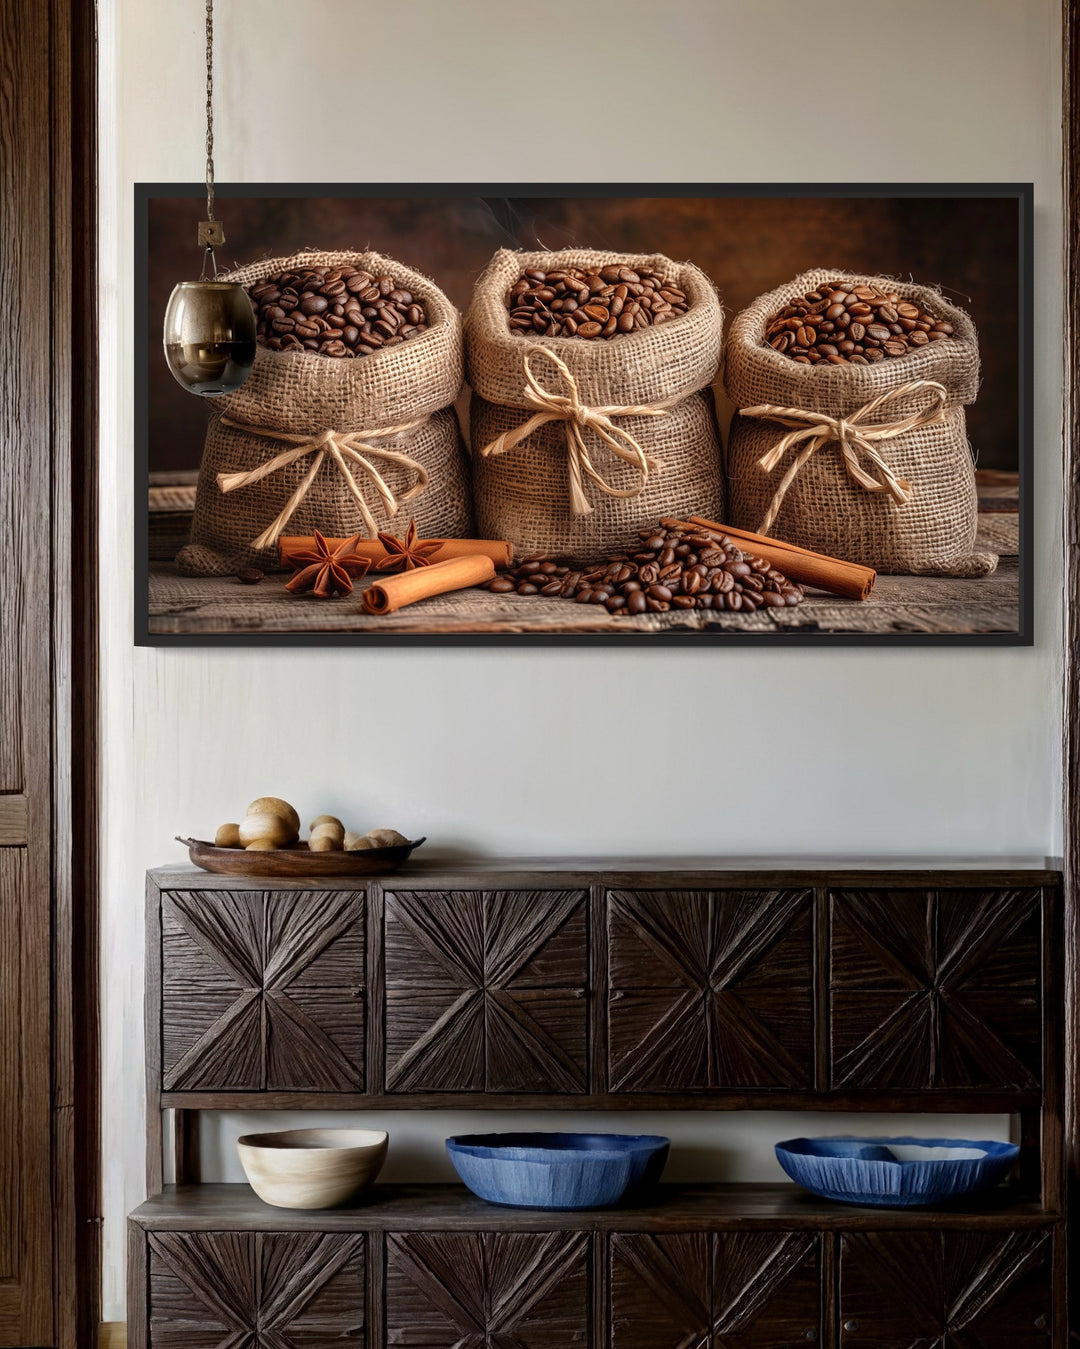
[130,862,1067,1347]
[130,1181,1059,1231]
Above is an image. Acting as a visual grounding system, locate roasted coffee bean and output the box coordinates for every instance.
[236,567,264,585]
[763,278,956,364]
[484,521,805,617]
[504,264,690,340]
[249,265,428,360]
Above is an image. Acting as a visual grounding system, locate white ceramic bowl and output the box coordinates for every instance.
[236,1128,388,1209]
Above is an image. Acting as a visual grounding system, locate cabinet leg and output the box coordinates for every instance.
[173,1109,201,1186]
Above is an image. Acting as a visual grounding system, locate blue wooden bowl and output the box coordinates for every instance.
[775,1136,1020,1207]
[446,1132,670,1209]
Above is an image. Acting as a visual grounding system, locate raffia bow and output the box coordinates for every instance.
[742,379,949,535]
[215,415,430,550]
[479,346,674,517]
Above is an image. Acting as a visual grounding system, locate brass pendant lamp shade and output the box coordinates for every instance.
[163,280,256,396]
[162,0,256,397]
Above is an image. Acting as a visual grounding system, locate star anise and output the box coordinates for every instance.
[285,530,372,598]
[376,520,442,571]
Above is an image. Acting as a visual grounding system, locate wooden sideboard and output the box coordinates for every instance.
[128,862,1066,1347]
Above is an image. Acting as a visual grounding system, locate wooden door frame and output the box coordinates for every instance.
[48,0,100,1343]
[1064,0,1080,1343]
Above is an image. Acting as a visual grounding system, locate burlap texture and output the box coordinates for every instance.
[724,269,995,577]
[465,248,724,564]
[176,250,470,576]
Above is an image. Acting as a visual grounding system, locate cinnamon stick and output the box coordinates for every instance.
[279,535,513,571]
[662,516,875,601]
[361,555,496,615]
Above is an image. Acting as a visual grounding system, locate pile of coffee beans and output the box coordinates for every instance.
[485,522,804,615]
[505,265,689,340]
[765,280,955,366]
[248,266,429,359]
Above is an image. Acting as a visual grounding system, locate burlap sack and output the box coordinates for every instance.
[465,248,724,564]
[724,268,995,577]
[176,250,472,576]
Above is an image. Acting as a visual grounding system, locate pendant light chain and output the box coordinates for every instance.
[205,0,215,222]
[200,0,218,279]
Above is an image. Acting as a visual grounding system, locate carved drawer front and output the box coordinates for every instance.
[609,1231,821,1348]
[161,889,365,1092]
[607,889,814,1091]
[386,1230,591,1347]
[830,889,1042,1090]
[383,889,588,1093]
[839,1230,1052,1347]
[147,1230,365,1348]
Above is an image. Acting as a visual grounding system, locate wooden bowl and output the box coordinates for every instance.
[177,835,425,877]
[237,1128,389,1209]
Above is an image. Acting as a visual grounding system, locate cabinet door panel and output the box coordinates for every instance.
[147,1231,364,1348]
[161,889,365,1092]
[386,1231,590,1347]
[610,1232,821,1349]
[263,890,366,1091]
[839,1230,1051,1347]
[713,1232,820,1348]
[161,891,265,1090]
[830,889,1041,1090]
[384,890,588,1093]
[610,1233,712,1349]
[607,889,814,1092]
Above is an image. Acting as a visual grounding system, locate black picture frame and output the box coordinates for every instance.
[135,181,1034,647]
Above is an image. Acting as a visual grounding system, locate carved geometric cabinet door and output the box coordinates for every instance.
[607,889,814,1092]
[609,1231,821,1348]
[147,1230,365,1348]
[839,1230,1052,1347]
[830,889,1042,1090]
[385,1230,590,1347]
[383,890,588,1093]
[161,889,365,1092]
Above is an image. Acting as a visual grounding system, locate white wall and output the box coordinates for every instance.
[98,0,1064,1320]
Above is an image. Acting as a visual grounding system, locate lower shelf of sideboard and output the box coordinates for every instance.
[128,1182,1059,1232]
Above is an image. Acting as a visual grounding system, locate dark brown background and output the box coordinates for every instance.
[147,194,1020,473]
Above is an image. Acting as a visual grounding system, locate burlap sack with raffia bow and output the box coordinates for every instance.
[176,250,472,576]
[723,269,995,577]
[465,248,725,565]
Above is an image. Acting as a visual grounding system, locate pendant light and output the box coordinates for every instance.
[162,0,256,396]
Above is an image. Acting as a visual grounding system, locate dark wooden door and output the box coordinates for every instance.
[0,0,94,1341]
[830,889,1042,1090]
[160,888,366,1091]
[146,1230,365,1347]
[607,889,814,1092]
[385,1230,590,1346]
[609,1231,821,1348]
[838,1230,1052,1346]
[383,890,588,1093]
